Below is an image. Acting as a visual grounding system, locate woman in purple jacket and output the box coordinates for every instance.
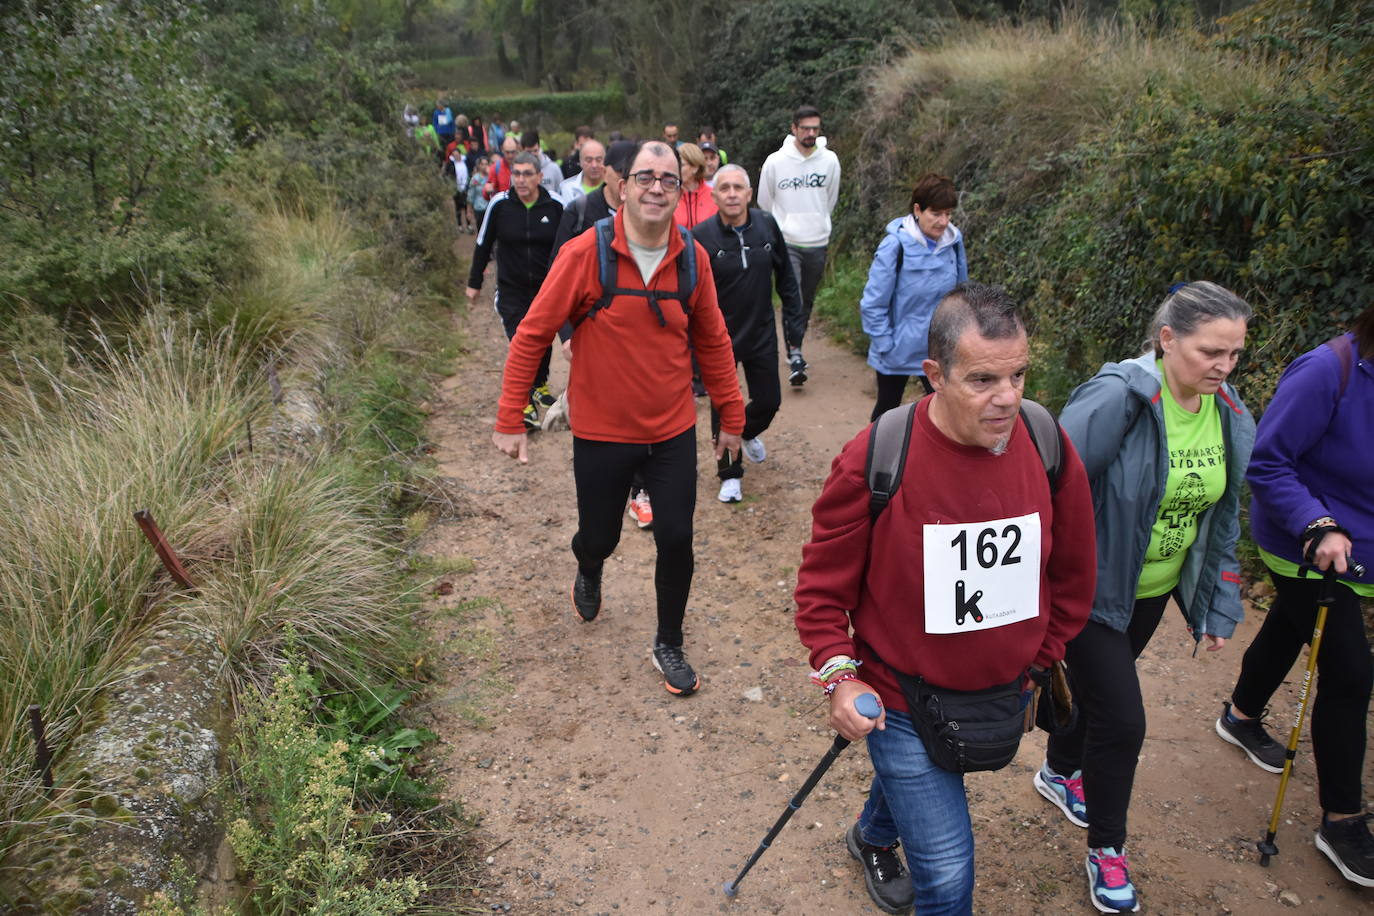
[1216,304,1374,888]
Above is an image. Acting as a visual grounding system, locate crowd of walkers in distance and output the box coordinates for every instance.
[404,98,1374,915]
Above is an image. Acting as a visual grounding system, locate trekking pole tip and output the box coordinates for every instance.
[723,880,738,898]
[1257,839,1277,866]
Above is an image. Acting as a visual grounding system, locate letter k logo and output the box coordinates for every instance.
[954,580,984,626]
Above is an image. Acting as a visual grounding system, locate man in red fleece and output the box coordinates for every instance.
[493,141,745,697]
[794,282,1096,915]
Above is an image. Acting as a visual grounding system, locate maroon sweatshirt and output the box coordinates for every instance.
[794,396,1096,713]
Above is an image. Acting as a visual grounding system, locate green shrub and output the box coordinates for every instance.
[227,660,425,916]
[0,0,238,316]
[687,0,937,171]
[839,6,1372,409]
[448,87,626,130]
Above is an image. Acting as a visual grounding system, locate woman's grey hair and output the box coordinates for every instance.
[1147,281,1253,357]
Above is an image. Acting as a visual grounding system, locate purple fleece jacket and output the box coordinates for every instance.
[1246,333,1373,581]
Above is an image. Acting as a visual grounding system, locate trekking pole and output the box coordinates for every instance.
[724,693,881,898]
[1258,560,1366,866]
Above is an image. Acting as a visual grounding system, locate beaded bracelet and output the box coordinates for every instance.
[816,656,861,682]
[809,664,858,690]
[820,672,862,696]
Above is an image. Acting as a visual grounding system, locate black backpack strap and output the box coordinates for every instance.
[1324,333,1354,398]
[865,402,917,521]
[574,219,697,329]
[571,194,589,236]
[1019,398,1064,493]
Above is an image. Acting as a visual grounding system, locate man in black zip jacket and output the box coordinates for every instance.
[691,163,805,503]
[467,152,565,429]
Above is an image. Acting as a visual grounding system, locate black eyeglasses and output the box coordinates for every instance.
[630,170,682,191]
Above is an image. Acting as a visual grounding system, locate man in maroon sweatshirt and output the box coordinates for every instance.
[794,282,1096,915]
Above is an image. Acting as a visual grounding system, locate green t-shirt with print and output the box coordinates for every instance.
[1136,364,1228,599]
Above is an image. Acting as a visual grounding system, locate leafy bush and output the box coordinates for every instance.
[0,0,238,315]
[839,5,1372,409]
[227,661,425,916]
[686,0,937,172]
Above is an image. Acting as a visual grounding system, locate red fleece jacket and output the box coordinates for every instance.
[794,396,1096,713]
[495,208,745,442]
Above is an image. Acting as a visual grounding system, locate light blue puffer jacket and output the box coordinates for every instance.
[860,216,967,376]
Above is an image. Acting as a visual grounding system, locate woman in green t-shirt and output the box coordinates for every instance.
[1033,281,1255,914]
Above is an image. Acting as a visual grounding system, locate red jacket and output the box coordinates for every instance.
[674,182,718,229]
[485,157,511,198]
[794,396,1096,712]
[495,208,745,443]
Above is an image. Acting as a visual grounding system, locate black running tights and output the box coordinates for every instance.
[1231,571,1372,814]
[871,372,934,422]
[710,351,781,481]
[497,298,552,392]
[571,429,696,647]
[1046,593,1171,849]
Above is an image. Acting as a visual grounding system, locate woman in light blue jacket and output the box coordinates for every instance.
[859,172,967,421]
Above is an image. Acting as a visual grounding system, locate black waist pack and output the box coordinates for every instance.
[893,671,1031,774]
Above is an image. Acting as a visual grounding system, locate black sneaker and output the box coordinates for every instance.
[788,350,808,387]
[651,642,699,696]
[571,570,601,622]
[532,383,557,408]
[846,820,915,914]
[1215,702,1285,773]
[522,403,540,431]
[1316,812,1374,888]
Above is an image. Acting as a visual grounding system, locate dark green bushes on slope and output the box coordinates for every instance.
[829,2,1372,410]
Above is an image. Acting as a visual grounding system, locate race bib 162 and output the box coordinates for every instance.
[922,513,1042,634]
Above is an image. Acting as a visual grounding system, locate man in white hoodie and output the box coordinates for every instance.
[758,104,841,387]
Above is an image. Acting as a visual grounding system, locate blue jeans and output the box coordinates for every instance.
[859,710,975,916]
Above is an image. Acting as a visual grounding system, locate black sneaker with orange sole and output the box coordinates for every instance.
[651,642,699,696]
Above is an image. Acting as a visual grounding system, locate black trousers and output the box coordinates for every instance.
[1046,593,1171,849]
[710,350,781,481]
[496,292,552,392]
[571,428,697,647]
[1232,571,1372,814]
[871,372,934,422]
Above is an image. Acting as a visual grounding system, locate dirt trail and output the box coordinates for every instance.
[423,235,1370,914]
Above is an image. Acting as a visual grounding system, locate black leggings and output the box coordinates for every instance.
[1046,592,1171,849]
[710,350,781,480]
[1232,571,1372,814]
[871,372,934,421]
[571,429,697,647]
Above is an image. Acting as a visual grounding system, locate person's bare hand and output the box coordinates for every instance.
[465,286,479,302]
[492,430,528,463]
[1203,634,1227,652]
[561,339,573,361]
[715,431,742,462]
[1304,531,1353,575]
[828,679,885,740]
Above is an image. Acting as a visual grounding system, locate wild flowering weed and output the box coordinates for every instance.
[228,660,424,915]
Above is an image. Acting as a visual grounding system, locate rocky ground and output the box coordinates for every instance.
[419,234,1371,914]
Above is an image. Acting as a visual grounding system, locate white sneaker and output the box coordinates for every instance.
[718,479,742,503]
[742,436,766,463]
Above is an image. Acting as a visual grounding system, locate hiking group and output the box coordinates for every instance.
[437,100,1374,913]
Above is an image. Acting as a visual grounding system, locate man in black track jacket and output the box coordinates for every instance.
[691,163,805,503]
[467,152,564,428]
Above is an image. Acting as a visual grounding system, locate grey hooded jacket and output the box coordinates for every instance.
[1059,353,1256,641]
